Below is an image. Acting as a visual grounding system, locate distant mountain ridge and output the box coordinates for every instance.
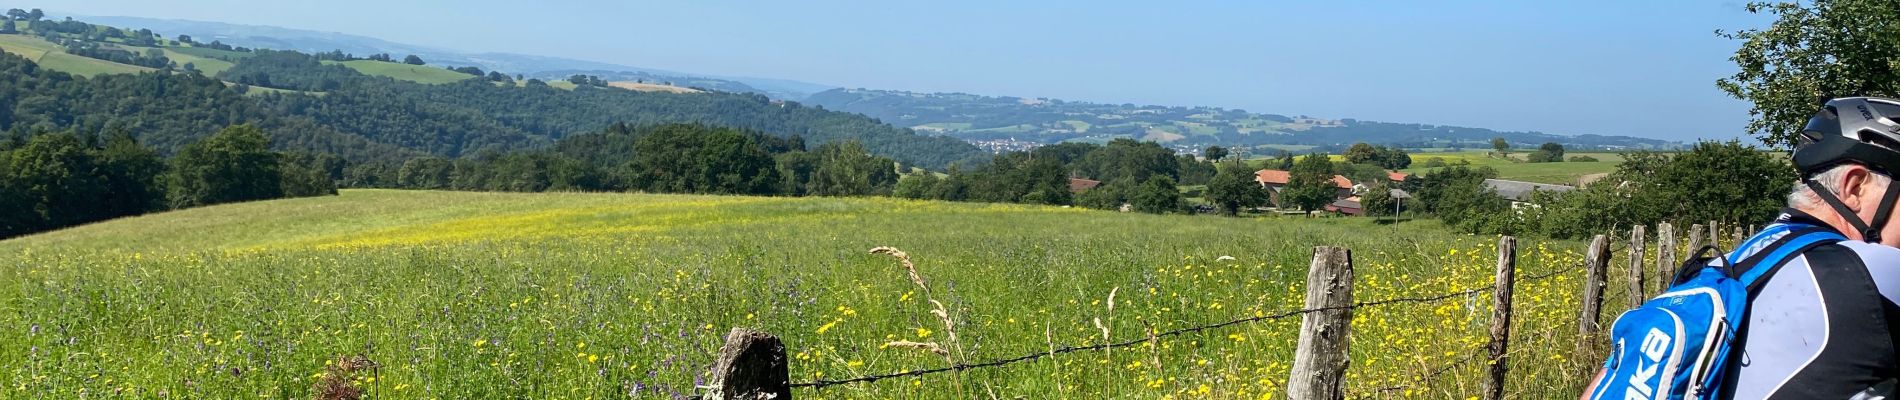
[805,88,1682,153]
[71,15,836,99]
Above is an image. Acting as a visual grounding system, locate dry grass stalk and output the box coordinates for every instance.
[869,246,930,295]
[1146,323,1162,374]
[928,300,966,362]
[870,246,969,397]
[884,340,949,356]
[1098,287,1118,357]
[1046,320,1064,394]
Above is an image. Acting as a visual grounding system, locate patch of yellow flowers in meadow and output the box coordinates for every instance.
[792,239,1600,399]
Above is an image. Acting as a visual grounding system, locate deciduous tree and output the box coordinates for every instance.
[1284,153,1337,215]
[1202,145,1228,161]
[1204,164,1267,216]
[166,124,283,208]
[1719,0,1900,147]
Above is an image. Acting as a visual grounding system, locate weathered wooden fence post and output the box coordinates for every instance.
[1687,224,1706,253]
[1656,223,1676,293]
[1733,226,1746,247]
[1289,246,1354,400]
[1627,225,1647,309]
[706,328,792,400]
[1579,235,1610,344]
[1484,236,1518,400]
[1707,221,1720,249]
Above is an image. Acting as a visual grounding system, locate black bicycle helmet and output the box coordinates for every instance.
[1791,97,1900,242]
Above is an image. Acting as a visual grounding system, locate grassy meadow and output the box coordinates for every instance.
[1399,151,1627,185]
[0,189,1679,399]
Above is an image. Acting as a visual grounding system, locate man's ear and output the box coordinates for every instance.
[1840,166,1875,212]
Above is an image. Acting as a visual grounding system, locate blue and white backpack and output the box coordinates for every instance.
[1585,223,1846,400]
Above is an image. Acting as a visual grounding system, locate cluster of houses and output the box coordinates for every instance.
[1253,169,1389,216]
[1064,168,1576,216]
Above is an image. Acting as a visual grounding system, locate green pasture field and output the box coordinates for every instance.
[1403,151,1628,185]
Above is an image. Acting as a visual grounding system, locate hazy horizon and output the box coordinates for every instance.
[21,1,1773,144]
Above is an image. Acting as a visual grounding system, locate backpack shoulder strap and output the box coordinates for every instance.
[1732,226,1848,291]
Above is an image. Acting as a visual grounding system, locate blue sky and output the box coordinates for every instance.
[31,1,1772,143]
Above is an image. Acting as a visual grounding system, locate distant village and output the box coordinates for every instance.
[1066,167,1575,216]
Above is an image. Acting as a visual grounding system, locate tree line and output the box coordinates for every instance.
[340,123,902,197]
[0,124,333,238]
[0,121,921,238]
[1395,140,1789,239]
[892,139,1216,214]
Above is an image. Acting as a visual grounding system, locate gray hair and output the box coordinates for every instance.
[1789,164,1895,210]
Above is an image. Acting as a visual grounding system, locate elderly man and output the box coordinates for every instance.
[1583,97,1900,399]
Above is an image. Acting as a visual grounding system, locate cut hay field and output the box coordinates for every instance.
[35,52,153,77]
[1,189,1640,398]
[169,46,254,61]
[0,34,58,61]
[332,60,474,84]
[607,81,702,94]
[153,47,236,76]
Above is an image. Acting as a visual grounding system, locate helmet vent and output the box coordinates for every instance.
[1861,129,1900,152]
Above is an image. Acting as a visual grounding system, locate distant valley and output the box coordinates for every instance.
[805,89,1682,155]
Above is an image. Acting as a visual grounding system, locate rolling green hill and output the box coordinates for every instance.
[0,189,1609,398]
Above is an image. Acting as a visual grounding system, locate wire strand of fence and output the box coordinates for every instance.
[790,251,1602,390]
[1352,323,1573,399]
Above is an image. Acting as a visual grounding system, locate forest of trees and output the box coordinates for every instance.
[221,49,363,91]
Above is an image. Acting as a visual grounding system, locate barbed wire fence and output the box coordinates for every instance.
[697,223,1702,399]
